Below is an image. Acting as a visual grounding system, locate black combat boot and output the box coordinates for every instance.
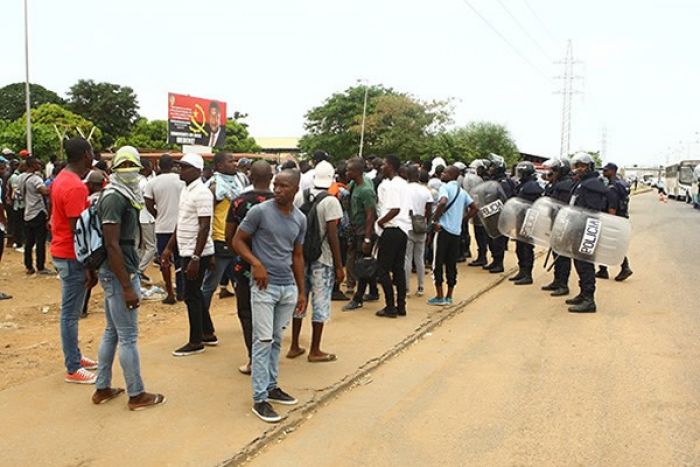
[541,281,559,291]
[469,257,487,267]
[595,267,609,279]
[509,269,525,281]
[565,294,585,305]
[550,286,569,296]
[488,262,504,273]
[614,267,633,282]
[568,296,596,313]
[514,272,533,285]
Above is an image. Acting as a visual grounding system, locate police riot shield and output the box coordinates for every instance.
[472,181,507,238]
[525,197,568,249]
[550,206,631,266]
[497,197,535,243]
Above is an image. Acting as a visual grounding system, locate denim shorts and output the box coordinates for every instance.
[299,261,334,323]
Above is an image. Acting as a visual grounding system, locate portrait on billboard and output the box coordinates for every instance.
[168,93,227,147]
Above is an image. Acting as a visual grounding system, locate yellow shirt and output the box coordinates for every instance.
[212,197,231,242]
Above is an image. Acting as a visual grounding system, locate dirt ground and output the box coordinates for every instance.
[0,248,234,391]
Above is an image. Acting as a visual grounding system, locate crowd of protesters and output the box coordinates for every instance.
[0,140,632,422]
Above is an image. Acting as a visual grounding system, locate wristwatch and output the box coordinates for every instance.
[191,255,201,261]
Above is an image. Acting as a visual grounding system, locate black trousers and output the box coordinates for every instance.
[473,223,488,260]
[434,230,461,287]
[515,240,534,272]
[574,259,596,297]
[182,256,215,344]
[351,235,379,302]
[9,208,25,246]
[488,235,507,263]
[459,218,471,258]
[376,228,407,311]
[553,255,571,286]
[233,270,253,359]
[24,211,47,271]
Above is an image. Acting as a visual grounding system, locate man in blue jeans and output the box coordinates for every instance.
[49,137,99,384]
[93,146,165,410]
[232,169,307,423]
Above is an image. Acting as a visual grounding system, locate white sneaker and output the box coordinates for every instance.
[415,287,424,297]
[65,368,97,384]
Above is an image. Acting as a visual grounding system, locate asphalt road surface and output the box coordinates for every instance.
[249,192,700,466]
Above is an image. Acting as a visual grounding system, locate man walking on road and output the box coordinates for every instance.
[429,165,477,306]
[94,146,165,410]
[226,161,275,375]
[597,162,633,282]
[404,165,432,296]
[288,161,344,363]
[144,154,185,304]
[19,156,51,275]
[163,154,217,356]
[49,137,98,384]
[232,169,307,423]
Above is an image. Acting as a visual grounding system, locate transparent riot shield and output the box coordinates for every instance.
[550,206,631,266]
[526,197,568,249]
[497,198,534,243]
[472,181,507,238]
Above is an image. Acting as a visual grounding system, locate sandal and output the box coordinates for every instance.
[92,387,125,405]
[0,292,12,300]
[128,392,166,411]
[308,353,337,363]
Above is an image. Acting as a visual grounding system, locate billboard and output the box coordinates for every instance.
[168,93,227,147]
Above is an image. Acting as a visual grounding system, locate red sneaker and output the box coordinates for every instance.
[65,368,96,384]
[80,356,98,370]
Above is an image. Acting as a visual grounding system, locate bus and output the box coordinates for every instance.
[664,160,700,203]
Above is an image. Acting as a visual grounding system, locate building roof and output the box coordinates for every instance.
[255,137,300,151]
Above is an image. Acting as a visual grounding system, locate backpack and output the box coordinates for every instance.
[74,195,106,270]
[300,188,329,265]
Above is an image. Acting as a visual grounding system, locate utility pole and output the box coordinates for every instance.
[601,126,608,161]
[358,81,369,158]
[554,40,583,158]
[24,0,32,154]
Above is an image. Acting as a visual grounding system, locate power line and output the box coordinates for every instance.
[495,0,552,61]
[457,0,548,79]
[522,0,557,44]
[554,40,583,157]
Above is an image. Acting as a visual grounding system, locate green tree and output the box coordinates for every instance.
[0,103,102,160]
[221,116,260,153]
[427,121,519,165]
[66,79,139,146]
[0,82,65,121]
[113,118,178,152]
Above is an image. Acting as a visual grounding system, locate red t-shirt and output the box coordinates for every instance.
[50,170,89,259]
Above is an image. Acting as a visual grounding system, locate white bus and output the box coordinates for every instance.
[664,160,700,203]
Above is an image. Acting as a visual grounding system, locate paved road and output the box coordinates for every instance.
[249,192,700,466]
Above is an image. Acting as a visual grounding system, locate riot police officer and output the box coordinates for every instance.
[483,153,515,273]
[565,152,608,313]
[509,161,543,285]
[596,162,633,282]
[541,157,575,296]
[464,159,489,267]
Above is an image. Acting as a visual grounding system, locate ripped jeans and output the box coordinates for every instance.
[250,282,298,403]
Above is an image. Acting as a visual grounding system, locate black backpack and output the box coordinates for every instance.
[300,188,330,265]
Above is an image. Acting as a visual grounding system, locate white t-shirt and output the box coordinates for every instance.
[300,169,315,193]
[308,188,343,267]
[144,173,185,234]
[428,177,443,193]
[176,178,214,257]
[138,174,155,224]
[376,176,411,236]
[406,182,433,219]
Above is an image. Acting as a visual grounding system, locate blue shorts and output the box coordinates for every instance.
[297,262,334,323]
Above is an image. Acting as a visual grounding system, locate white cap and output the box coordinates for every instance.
[178,153,204,171]
[313,160,335,189]
[1,148,12,155]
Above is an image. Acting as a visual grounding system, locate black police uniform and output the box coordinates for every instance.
[569,171,607,300]
[599,177,631,274]
[469,174,489,266]
[512,175,543,281]
[486,172,516,271]
[545,175,575,289]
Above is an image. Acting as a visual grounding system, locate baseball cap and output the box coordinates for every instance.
[603,162,618,171]
[0,156,8,164]
[18,149,30,157]
[177,153,204,171]
[1,148,12,155]
[112,146,143,169]
[313,160,335,189]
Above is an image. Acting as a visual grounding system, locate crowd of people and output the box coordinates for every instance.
[0,140,632,422]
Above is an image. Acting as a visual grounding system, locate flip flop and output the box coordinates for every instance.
[92,387,125,405]
[286,348,306,359]
[0,292,12,300]
[308,353,337,363]
[128,393,166,411]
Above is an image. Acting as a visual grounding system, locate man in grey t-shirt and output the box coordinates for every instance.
[232,169,306,424]
[19,157,50,274]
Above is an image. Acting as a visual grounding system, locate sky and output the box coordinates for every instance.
[2,0,700,166]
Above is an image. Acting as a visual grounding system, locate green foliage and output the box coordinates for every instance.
[113,118,178,152]
[0,82,65,121]
[426,122,519,165]
[0,103,101,160]
[221,116,260,153]
[67,79,139,146]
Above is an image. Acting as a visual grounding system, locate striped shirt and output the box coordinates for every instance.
[176,178,214,257]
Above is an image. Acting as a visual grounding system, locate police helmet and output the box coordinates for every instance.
[454,161,467,172]
[515,161,535,179]
[571,152,595,171]
[543,157,571,177]
[488,153,506,169]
